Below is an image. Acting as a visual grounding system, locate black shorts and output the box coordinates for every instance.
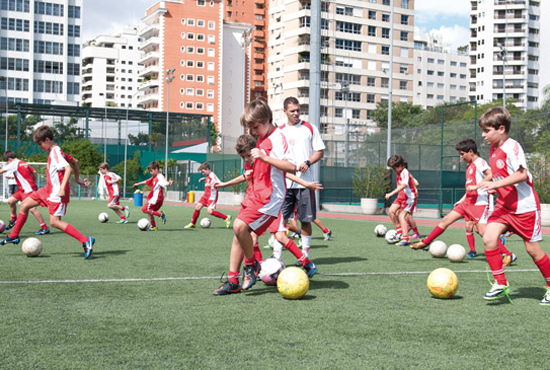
[281,188,316,223]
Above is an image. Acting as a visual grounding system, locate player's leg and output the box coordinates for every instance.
[50,209,94,259]
[406,213,421,239]
[465,221,477,257]
[525,241,550,305]
[6,196,18,229]
[206,204,231,228]
[233,218,260,290]
[411,210,463,250]
[396,211,412,246]
[275,230,317,277]
[314,218,331,241]
[108,204,126,222]
[287,217,301,238]
[251,231,262,263]
[297,188,316,258]
[2,197,41,244]
[141,204,158,230]
[482,221,510,300]
[186,203,204,228]
[213,235,244,295]
[388,203,400,229]
[29,207,50,235]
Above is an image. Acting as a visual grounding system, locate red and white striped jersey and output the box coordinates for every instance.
[241,127,293,217]
[146,173,169,205]
[396,168,417,202]
[2,159,38,194]
[490,138,539,214]
[104,171,121,197]
[203,171,220,202]
[464,157,489,206]
[46,145,71,203]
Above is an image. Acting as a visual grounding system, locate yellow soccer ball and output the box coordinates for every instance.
[277,267,309,299]
[427,268,459,299]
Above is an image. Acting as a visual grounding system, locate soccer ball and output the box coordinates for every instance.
[0,220,5,233]
[447,244,466,262]
[137,218,150,231]
[374,224,387,237]
[22,237,42,257]
[427,267,459,299]
[200,217,211,228]
[259,258,285,286]
[385,229,398,244]
[429,240,448,258]
[277,266,309,299]
[98,212,109,223]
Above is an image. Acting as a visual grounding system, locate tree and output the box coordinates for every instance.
[111,151,142,190]
[52,117,84,142]
[128,132,150,146]
[372,102,424,129]
[60,139,103,176]
[457,44,469,54]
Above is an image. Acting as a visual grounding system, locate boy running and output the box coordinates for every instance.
[98,162,130,224]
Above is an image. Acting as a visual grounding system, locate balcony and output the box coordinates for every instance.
[140,64,160,77]
[139,51,159,65]
[140,37,160,52]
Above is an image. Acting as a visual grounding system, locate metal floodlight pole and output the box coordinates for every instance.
[99,92,107,162]
[499,44,507,109]
[124,91,142,198]
[165,68,175,177]
[386,0,395,164]
[0,76,7,151]
[340,81,350,167]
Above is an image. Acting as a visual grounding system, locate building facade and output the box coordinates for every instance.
[0,0,82,104]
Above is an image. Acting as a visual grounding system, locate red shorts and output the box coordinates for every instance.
[488,206,542,243]
[142,201,162,213]
[267,213,286,234]
[454,202,489,224]
[12,189,33,202]
[237,204,277,236]
[30,187,67,216]
[198,194,218,209]
[393,193,416,213]
[108,195,120,206]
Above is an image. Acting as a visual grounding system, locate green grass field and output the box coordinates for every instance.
[1,200,549,369]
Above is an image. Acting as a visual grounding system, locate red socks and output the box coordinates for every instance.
[284,240,311,266]
[64,224,88,243]
[211,210,227,220]
[191,210,200,225]
[423,226,445,245]
[466,231,476,252]
[485,248,507,285]
[497,238,511,255]
[9,213,28,238]
[534,254,550,287]
[228,271,240,285]
[253,243,262,263]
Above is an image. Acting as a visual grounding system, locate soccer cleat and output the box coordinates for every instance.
[483,282,511,301]
[411,233,422,239]
[241,261,261,291]
[511,253,517,263]
[225,215,232,229]
[503,253,517,267]
[396,240,410,246]
[83,237,95,259]
[500,236,506,245]
[503,231,513,238]
[323,230,332,241]
[160,211,166,224]
[213,281,242,296]
[123,206,130,218]
[410,241,429,251]
[148,227,158,231]
[540,287,550,305]
[0,236,20,245]
[5,220,16,231]
[387,234,402,243]
[116,219,128,224]
[35,228,50,235]
[289,232,300,239]
[466,250,478,258]
[184,223,196,229]
[304,262,318,278]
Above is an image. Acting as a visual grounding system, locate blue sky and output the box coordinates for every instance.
[83,0,471,50]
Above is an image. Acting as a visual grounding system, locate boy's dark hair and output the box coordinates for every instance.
[387,154,404,168]
[235,134,256,155]
[283,96,300,110]
[455,138,479,155]
[32,125,54,143]
[198,162,210,171]
[147,161,160,171]
[478,106,511,133]
[240,99,273,128]
[3,150,16,161]
[98,162,110,170]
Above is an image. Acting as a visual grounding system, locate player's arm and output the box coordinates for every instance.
[132,179,147,187]
[58,165,72,197]
[479,167,528,192]
[68,156,90,187]
[466,169,492,192]
[385,184,406,199]
[31,168,37,182]
[297,149,324,173]
[454,194,466,206]
[215,174,246,189]
[286,173,323,191]
[251,148,296,174]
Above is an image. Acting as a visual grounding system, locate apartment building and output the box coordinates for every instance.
[267,0,415,143]
[413,34,469,109]
[81,26,142,108]
[0,0,82,104]
[469,0,547,110]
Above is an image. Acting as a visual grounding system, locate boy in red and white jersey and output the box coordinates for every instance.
[411,139,512,261]
[0,150,50,235]
[1,126,94,259]
[476,107,550,305]
[132,161,173,231]
[98,162,130,224]
[385,154,421,246]
[184,162,231,229]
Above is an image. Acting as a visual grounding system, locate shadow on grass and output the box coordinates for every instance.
[312,256,368,265]
[309,279,349,290]
[512,286,546,301]
[67,250,129,258]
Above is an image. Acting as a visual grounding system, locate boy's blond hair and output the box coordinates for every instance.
[240,99,272,128]
[235,135,256,155]
[98,162,110,170]
[478,106,511,133]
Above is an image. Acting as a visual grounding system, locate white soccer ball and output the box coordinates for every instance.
[98,212,109,223]
[385,229,398,244]
[22,237,42,257]
[374,224,387,237]
[137,218,151,231]
[447,244,466,263]
[429,240,448,258]
[259,258,286,286]
[200,218,211,228]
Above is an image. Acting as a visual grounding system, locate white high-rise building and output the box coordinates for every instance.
[81,26,142,108]
[0,0,82,104]
[469,0,545,110]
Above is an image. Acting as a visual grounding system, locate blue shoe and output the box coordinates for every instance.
[242,261,261,291]
[35,228,50,235]
[500,236,506,245]
[0,236,20,245]
[323,230,332,241]
[83,237,95,259]
[396,240,409,246]
[304,262,318,278]
[160,211,166,225]
[466,250,477,258]
[5,220,16,231]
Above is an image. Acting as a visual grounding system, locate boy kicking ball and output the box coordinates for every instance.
[98,162,130,224]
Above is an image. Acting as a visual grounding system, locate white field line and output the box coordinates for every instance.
[0,269,540,285]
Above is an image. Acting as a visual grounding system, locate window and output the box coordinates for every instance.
[368,26,376,37]
[208,48,215,57]
[68,5,80,18]
[197,20,205,27]
[437,71,444,77]
[437,83,444,88]
[367,77,375,87]
[208,21,215,29]
[181,32,186,39]
[187,46,195,54]
[186,88,194,95]
[197,61,204,68]
[437,59,444,65]
[197,75,204,82]
[427,70,434,75]
[207,62,215,71]
[198,0,206,6]
[207,90,214,98]
[450,72,457,78]
[196,102,204,110]
[197,47,205,54]
[207,76,215,85]
[381,78,389,88]
[188,19,195,26]
[460,74,466,79]
[450,61,457,66]
[187,60,194,67]
[335,108,343,118]
[336,21,361,34]
[187,74,194,81]
[335,39,361,51]
[187,33,195,40]
[197,34,205,41]
[401,0,408,8]
[367,94,375,103]
[207,103,214,112]
[381,46,389,55]
[368,10,376,20]
[399,81,407,90]
[197,89,204,96]
[382,28,389,39]
[401,15,408,25]
[400,64,407,74]
[352,109,360,119]
[382,13,390,22]
[208,35,215,44]
[186,102,194,109]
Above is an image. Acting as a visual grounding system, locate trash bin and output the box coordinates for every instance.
[186,191,194,203]
[134,190,143,207]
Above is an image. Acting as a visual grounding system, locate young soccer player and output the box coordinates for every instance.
[385,154,421,246]
[132,161,173,231]
[410,139,511,260]
[0,150,50,235]
[287,217,332,242]
[98,162,130,224]
[184,162,231,229]
[476,107,550,304]
[0,126,94,258]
